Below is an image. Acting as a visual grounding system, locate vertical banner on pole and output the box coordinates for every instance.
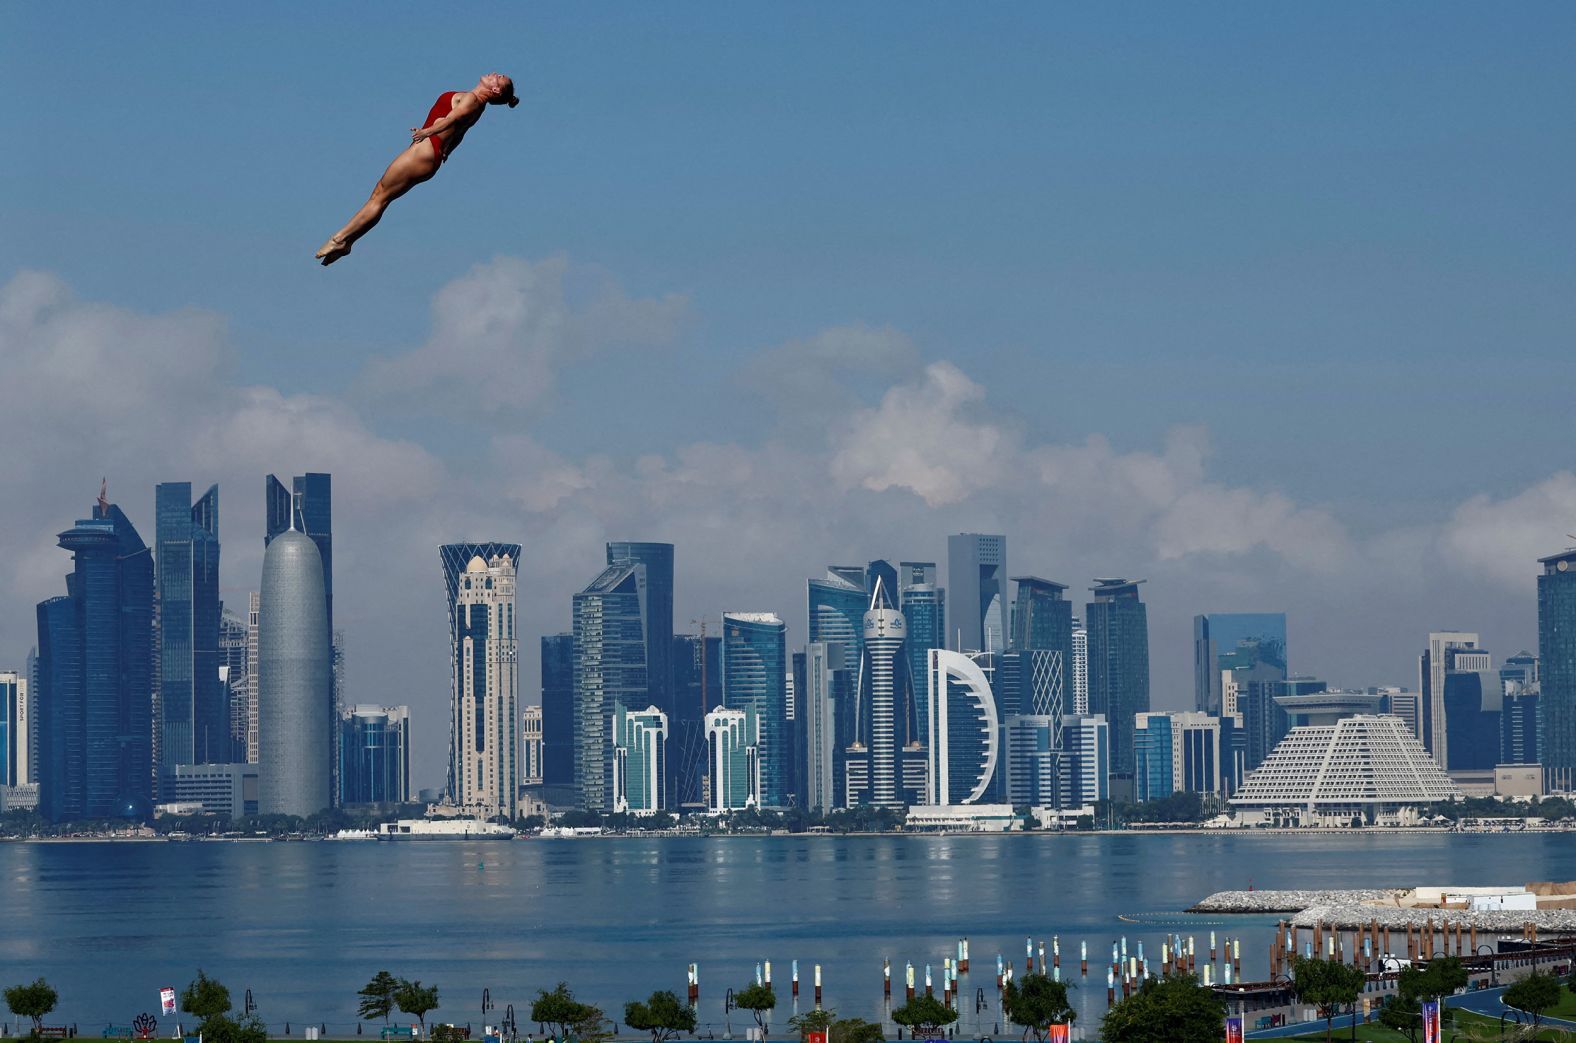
[160,989,176,1018]
[1421,1000,1440,1043]
[1224,1015,1243,1043]
[1046,1025,1070,1042]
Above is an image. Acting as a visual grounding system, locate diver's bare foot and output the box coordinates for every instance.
[315,235,351,266]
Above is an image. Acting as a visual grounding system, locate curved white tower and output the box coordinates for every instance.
[927,648,999,805]
[258,529,331,816]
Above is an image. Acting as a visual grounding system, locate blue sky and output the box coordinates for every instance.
[5,5,1574,786]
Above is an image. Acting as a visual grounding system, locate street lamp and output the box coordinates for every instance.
[1475,945,1498,987]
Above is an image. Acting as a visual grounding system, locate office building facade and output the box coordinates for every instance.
[540,634,574,788]
[706,706,759,812]
[613,704,668,814]
[449,552,519,819]
[155,482,224,774]
[606,542,674,716]
[926,648,999,805]
[521,704,544,786]
[672,633,721,809]
[1419,631,1483,768]
[1059,713,1109,807]
[1538,550,1576,785]
[722,612,788,808]
[899,561,945,742]
[36,492,154,822]
[573,562,648,812]
[1086,579,1150,782]
[948,533,1007,653]
[339,704,410,805]
[0,672,27,788]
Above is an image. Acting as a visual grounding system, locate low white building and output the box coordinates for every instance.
[905,803,1018,832]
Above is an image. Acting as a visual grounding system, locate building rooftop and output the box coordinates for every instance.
[723,612,784,625]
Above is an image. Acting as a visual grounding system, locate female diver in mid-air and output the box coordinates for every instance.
[315,73,518,265]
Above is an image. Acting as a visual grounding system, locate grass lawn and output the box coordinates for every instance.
[1543,984,1576,1022]
[1286,1006,1576,1041]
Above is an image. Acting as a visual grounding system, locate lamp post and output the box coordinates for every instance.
[1475,944,1498,987]
[244,991,256,1017]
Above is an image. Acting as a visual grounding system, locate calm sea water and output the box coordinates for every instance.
[4,832,1576,1036]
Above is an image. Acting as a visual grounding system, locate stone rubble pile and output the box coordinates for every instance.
[1189,889,1399,913]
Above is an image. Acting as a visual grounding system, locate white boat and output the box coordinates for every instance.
[376,819,515,841]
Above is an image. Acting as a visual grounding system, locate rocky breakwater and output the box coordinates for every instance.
[1189,889,1401,914]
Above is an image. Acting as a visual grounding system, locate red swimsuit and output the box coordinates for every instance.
[422,91,458,161]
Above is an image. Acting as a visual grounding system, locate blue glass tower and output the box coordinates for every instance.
[36,491,154,822]
[1540,549,1576,786]
[672,633,721,809]
[1193,612,1287,715]
[899,562,945,743]
[1086,578,1150,784]
[573,562,648,812]
[540,633,575,789]
[339,705,410,804]
[606,542,674,716]
[156,482,223,773]
[722,612,788,808]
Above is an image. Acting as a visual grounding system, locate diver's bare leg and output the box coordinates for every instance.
[317,143,439,265]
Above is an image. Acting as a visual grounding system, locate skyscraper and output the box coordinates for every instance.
[1003,715,1059,808]
[267,474,335,796]
[1070,618,1089,715]
[1500,652,1539,767]
[540,634,574,789]
[244,592,260,764]
[1011,577,1073,656]
[573,562,648,812]
[706,706,759,812]
[926,648,999,806]
[257,527,332,817]
[450,551,519,819]
[850,581,908,809]
[155,482,223,773]
[801,641,851,813]
[36,489,154,822]
[722,612,788,808]
[521,704,543,786]
[1058,713,1108,808]
[606,542,674,716]
[672,632,721,809]
[809,569,866,659]
[220,606,248,763]
[1541,549,1576,787]
[0,671,27,787]
[947,533,1006,653]
[1134,711,1223,802]
[1419,631,1482,767]
[898,562,945,741]
[613,705,668,814]
[339,705,410,805]
[1193,613,1288,716]
[442,542,523,800]
[1086,578,1150,786]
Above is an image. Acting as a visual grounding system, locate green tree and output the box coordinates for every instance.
[1377,956,1468,1043]
[1291,956,1366,1042]
[623,990,696,1043]
[359,971,401,1024]
[532,982,598,1040]
[787,1008,835,1040]
[1505,971,1561,1032]
[4,978,59,1035]
[181,970,233,1024]
[890,996,958,1037]
[196,1014,268,1043]
[1002,973,1076,1042]
[395,980,440,1036]
[733,982,776,1034]
[1100,975,1224,1043]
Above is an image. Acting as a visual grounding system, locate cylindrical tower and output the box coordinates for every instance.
[258,529,331,816]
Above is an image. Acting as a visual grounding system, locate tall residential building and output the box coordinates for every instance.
[266,474,335,794]
[521,704,544,786]
[26,648,38,786]
[706,706,759,812]
[0,672,27,787]
[244,592,260,764]
[722,612,788,808]
[606,542,674,717]
[1059,713,1109,808]
[1086,579,1150,783]
[257,527,332,817]
[1193,613,1288,715]
[613,705,668,815]
[672,633,721,809]
[926,649,999,805]
[36,490,155,822]
[540,634,574,788]
[948,534,1007,653]
[1541,549,1576,787]
[898,562,945,742]
[339,705,410,805]
[1419,631,1482,767]
[155,482,224,773]
[573,562,648,812]
[442,542,523,799]
[450,552,519,819]
[1070,618,1089,715]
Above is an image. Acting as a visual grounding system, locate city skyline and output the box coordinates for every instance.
[5,7,1576,792]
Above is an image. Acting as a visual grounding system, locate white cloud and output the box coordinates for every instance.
[358,255,688,415]
[1439,472,1576,588]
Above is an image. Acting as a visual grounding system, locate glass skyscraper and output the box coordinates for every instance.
[809,569,866,662]
[948,533,1007,654]
[1500,651,1539,766]
[156,482,223,773]
[1086,578,1150,785]
[672,633,721,809]
[613,704,668,814]
[1011,577,1073,657]
[722,612,788,808]
[35,491,155,822]
[606,542,674,716]
[0,671,26,788]
[540,633,575,789]
[339,705,410,804]
[899,562,945,743]
[1540,548,1576,786]
[573,562,649,812]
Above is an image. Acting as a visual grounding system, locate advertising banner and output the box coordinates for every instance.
[160,988,176,1017]
[1224,1015,1243,1043]
[1047,1025,1070,1042]
[1421,999,1441,1043]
